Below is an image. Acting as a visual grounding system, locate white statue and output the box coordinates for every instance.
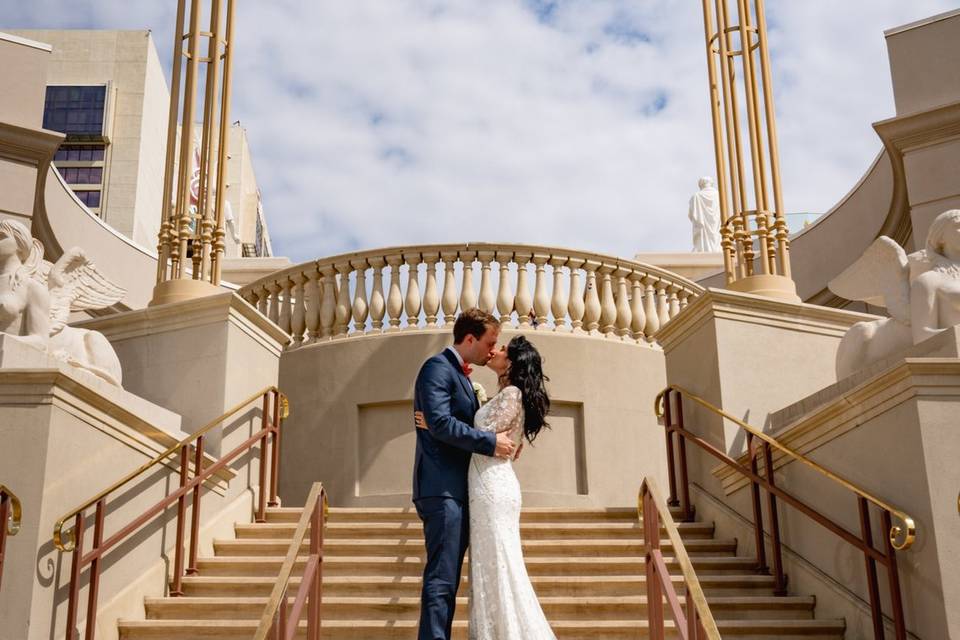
[688,176,722,252]
[0,218,126,386]
[829,209,960,379]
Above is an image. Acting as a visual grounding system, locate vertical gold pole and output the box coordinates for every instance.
[211,0,235,286]
[173,0,203,280]
[196,0,224,282]
[157,0,187,285]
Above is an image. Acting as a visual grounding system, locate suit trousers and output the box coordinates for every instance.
[415,496,469,640]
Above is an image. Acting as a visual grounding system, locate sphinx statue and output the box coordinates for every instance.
[829,209,960,378]
[0,218,126,386]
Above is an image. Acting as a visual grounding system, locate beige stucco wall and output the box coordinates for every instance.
[0,33,50,130]
[277,328,668,508]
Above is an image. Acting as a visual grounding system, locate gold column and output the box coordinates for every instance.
[152,0,237,306]
[701,0,799,301]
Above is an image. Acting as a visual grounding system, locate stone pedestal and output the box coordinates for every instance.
[74,292,288,454]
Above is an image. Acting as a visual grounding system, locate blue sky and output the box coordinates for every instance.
[2,1,957,263]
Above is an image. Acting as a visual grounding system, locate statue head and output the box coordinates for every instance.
[925,209,960,261]
[0,218,35,262]
[698,176,716,190]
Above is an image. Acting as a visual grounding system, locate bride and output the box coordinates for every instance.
[417,335,556,640]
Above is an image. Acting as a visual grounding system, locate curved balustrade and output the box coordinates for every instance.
[237,243,704,347]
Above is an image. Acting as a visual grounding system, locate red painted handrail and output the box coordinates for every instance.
[656,385,912,639]
[53,386,287,640]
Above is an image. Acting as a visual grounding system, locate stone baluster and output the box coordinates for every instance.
[532,254,550,329]
[290,274,307,347]
[241,289,257,307]
[459,251,477,312]
[305,267,321,344]
[630,274,647,341]
[667,285,681,319]
[583,260,601,334]
[422,253,440,327]
[598,264,617,336]
[404,253,422,330]
[267,281,282,326]
[514,253,533,328]
[441,251,459,323]
[614,268,632,339]
[567,258,585,332]
[351,259,369,334]
[643,276,660,337]
[496,251,514,326]
[679,290,691,310]
[256,284,269,316]
[319,265,337,339]
[333,262,352,337]
[368,257,386,332]
[477,251,496,313]
[385,254,404,332]
[279,277,294,337]
[549,257,569,331]
[656,280,670,328]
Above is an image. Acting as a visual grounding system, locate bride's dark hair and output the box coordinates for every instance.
[503,335,550,443]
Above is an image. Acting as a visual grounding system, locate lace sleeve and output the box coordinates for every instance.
[485,386,522,434]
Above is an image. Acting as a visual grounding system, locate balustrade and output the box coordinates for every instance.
[237,243,703,348]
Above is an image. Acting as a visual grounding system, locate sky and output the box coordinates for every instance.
[2,1,958,263]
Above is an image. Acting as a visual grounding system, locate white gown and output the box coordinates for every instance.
[467,385,556,640]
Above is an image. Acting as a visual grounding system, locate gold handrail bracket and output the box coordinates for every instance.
[1,485,22,536]
[656,384,916,550]
[53,385,287,551]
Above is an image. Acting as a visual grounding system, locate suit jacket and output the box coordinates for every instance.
[412,349,496,502]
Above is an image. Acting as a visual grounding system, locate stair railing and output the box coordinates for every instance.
[253,481,327,640]
[0,484,23,590]
[655,385,915,640]
[640,477,721,640]
[52,386,288,640]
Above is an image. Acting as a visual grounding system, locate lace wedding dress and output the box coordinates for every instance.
[467,385,556,639]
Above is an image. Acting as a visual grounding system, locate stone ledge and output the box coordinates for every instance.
[713,357,960,495]
[656,287,874,353]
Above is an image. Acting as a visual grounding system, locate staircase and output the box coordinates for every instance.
[118,503,846,639]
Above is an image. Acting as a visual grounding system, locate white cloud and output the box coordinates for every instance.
[3,0,957,263]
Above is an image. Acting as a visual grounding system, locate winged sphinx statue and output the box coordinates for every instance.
[0,218,126,386]
[829,209,960,378]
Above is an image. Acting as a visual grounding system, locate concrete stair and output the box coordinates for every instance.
[118,505,846,639]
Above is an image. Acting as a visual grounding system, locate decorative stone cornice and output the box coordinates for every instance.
[73,291,291,356]
[655,287,874,353]
[713,358,960,494]
[0,121,62,165]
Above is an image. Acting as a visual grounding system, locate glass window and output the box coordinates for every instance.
[76,190,101,208]
[43,86,107,136]
[54,144,107,162]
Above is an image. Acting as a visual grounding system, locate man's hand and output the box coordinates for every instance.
[494,432,517,459]
[513,442,524,461]
[414,411,428,430]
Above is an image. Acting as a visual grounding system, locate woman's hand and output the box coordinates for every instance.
[414,411,429,430]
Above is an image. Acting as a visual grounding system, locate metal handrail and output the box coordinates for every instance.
[656,385,910,639]
[1,484,23,590]
[639,477,720,640]
[254,481,327,640]
[54,387,287,640]
[654,384,915,550]
[53,385,288,551]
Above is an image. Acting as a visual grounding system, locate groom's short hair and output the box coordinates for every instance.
[453,308,498,344]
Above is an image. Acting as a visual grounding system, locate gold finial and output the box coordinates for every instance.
[701,0,799,301]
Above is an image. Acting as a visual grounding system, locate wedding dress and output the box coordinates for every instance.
[467,385,556,640]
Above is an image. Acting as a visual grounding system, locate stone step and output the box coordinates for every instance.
[267,506,651,523]
[118,617,846,639]
[180,574,782,598]
[144,595,816,621]
[214,535,729,559]
[195,554,757,577]
[236,521,696,540]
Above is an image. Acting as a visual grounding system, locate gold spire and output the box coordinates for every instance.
[701,0,799,301]
[153,0,236,305]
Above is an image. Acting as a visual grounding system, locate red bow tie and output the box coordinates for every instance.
[461,363,473,377]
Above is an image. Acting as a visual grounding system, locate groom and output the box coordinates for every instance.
[413,308,518,640]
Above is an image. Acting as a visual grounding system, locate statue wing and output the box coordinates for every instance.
[47,248,127,331]
[828,236,911,323]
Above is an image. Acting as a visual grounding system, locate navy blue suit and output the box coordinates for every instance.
[413,349,496,640]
